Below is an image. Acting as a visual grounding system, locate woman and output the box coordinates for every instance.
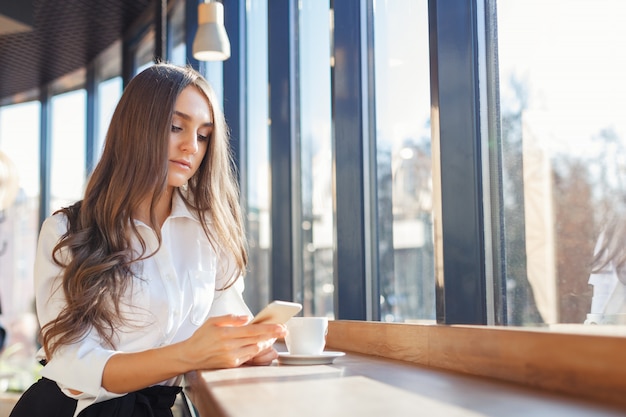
[10,63,285,417]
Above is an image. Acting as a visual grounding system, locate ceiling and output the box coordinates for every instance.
[0,0,153,103]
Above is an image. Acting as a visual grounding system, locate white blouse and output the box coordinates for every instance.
[34,192,251,416]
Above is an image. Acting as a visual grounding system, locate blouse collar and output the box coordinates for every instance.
[133,188,201,229]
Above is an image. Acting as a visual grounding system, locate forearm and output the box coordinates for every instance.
[102,341,192,394]
[101,316,285,394]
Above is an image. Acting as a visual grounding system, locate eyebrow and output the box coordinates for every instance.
[173,110,213,126]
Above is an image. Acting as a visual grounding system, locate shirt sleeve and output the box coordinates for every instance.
[208,276,252,318]
[208,247,252,318]
[34,214,124,412]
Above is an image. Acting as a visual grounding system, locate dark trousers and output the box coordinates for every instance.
[9,377,182,417]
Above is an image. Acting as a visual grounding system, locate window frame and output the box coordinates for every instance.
[7,0,623,357]
[262,0,499,323]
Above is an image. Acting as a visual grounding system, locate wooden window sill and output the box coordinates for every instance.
[326,320,626,409]
[183,321,626,416]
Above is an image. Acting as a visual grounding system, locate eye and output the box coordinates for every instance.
[171,125,182,133]
[198,133,209,142]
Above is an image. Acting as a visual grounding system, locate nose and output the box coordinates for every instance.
[181,132,199,154]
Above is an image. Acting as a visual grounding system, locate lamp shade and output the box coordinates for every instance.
[192,1,230,61]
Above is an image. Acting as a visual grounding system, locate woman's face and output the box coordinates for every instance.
[167,85,212,189]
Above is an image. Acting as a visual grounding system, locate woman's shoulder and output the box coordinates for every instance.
[45,210,70,225]
[40,210,71,238]
[35,211,73,264]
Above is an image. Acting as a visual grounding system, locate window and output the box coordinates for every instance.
[373,0,433,322]
[497,0,626,328]
[243,0,271,314]
[92,40,123,169]
[0,101,40,317]
[135,29,156,74]
[2,0,624,363]
[168,0,187,66]
[96,77,122,161]
[0,101,41,391]
[50,90,87,213]
[298,0,334,317]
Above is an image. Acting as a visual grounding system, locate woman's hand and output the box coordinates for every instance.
[245,341,280,366]
[102,315,285,394]
[182,315,286,371]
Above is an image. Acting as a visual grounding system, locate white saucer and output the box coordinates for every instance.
[277,351,345,365]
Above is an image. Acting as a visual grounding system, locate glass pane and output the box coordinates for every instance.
[497,1,626,328]
[135,30,155,74]
[171,44,186,66]
[0,101,41,390]
[299,0,334,317]
[203,62,224,105]
[0,101,41,313]
[50,90,87,212]
[168,0,187,66]
[243,0,270,314]
[96,77,122,162]
[373,0,434,322]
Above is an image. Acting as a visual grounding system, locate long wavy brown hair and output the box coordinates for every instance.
[41,63,247,357]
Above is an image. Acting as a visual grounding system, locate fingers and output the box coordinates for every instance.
[195,318,285,348]
[187,317,285,370]
[227,336,280,367]
[203,315,287,338]
[219,322,286,341]
[246,345,279,366]
[217,333,281,367]
[205,314,251,327]
[204,340,275,369]
[246,322,287,339]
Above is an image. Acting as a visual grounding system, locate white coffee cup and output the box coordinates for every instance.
[285,317,328,355]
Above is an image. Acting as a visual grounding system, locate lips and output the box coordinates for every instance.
[171,159,191,169]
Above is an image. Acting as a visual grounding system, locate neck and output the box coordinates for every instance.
[135,187,174,229]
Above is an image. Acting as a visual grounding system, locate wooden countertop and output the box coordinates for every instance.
[184,345,626,417]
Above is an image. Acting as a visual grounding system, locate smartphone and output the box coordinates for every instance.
[250,300,302,324]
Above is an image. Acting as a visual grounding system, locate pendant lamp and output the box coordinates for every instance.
[192,0,231,61]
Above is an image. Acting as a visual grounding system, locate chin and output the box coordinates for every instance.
[168,177,190,189]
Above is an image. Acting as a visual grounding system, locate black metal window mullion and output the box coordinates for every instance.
[154,0,167,62]
[268,0,299,303]
[429,0,487,325]
[185,0,200,71]
[223,0,246,189]
[332,0,377,320]
[121,38,135,89]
